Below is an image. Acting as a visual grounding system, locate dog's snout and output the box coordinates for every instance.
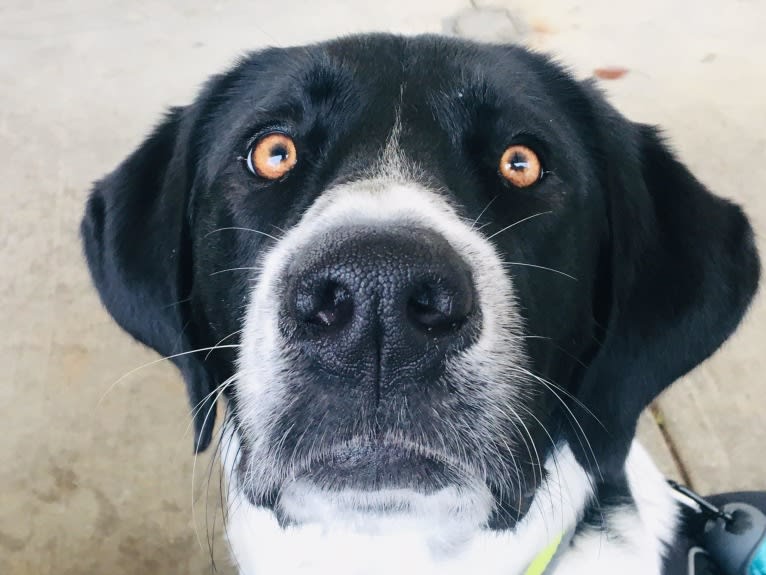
[283,225,478,386]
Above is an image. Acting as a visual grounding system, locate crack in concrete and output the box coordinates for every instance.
[650,403,694,488]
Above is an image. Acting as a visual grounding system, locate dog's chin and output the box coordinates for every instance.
[275,478,495,533]
[261,442,495,529]
[294,443,466,493]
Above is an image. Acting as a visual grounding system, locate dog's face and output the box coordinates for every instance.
[82,35,759,530]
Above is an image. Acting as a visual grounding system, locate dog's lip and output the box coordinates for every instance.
[318,439,456,467]
[293,440,467,490]
[324,442,432,468]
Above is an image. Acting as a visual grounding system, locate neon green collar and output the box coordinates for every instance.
[523,532,564,575]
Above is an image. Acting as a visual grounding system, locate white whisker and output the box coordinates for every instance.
[486,210,552,240]
[204,226,281,242]
[504,262,578,281]
[191,373,240,556]
[470,195,499,230]
[210,267,258,276]
[204,329,244,361]
[97,345,241,405]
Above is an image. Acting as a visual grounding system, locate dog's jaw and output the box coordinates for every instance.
[223,429,678,575]
[222,425,597,575]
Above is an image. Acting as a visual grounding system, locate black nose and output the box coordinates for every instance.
[283,225,479,391]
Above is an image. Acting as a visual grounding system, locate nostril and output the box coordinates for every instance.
[296,279,353,330]
[406,282,472,336]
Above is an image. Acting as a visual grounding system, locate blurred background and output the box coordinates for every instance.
[1,1,764,573]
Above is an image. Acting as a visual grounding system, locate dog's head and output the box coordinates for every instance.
[82,35,759,529]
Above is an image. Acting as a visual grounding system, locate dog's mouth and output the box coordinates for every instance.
[293,441,469,492]
[234,417,541,528]
[255,438,506,528]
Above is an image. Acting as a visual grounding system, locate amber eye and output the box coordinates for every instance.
[499,145,542,187]
[247,133,297,179]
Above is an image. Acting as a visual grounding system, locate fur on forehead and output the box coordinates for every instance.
[192,35,589,177]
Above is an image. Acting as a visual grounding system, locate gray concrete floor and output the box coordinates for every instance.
[1,1,764,573]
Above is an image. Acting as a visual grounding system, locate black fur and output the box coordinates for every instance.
[81,33,759,498]
[81,107,221,451]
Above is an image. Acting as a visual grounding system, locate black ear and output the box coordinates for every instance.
[573,97,760,476]
[81,107,217,452]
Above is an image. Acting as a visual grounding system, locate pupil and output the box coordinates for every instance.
[267,145,288,166]
[510,151,529,171]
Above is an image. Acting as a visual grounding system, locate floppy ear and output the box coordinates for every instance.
[81,107,218,452]
[572,96,760,476]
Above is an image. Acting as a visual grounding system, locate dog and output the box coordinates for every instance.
[81,34,760,574]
